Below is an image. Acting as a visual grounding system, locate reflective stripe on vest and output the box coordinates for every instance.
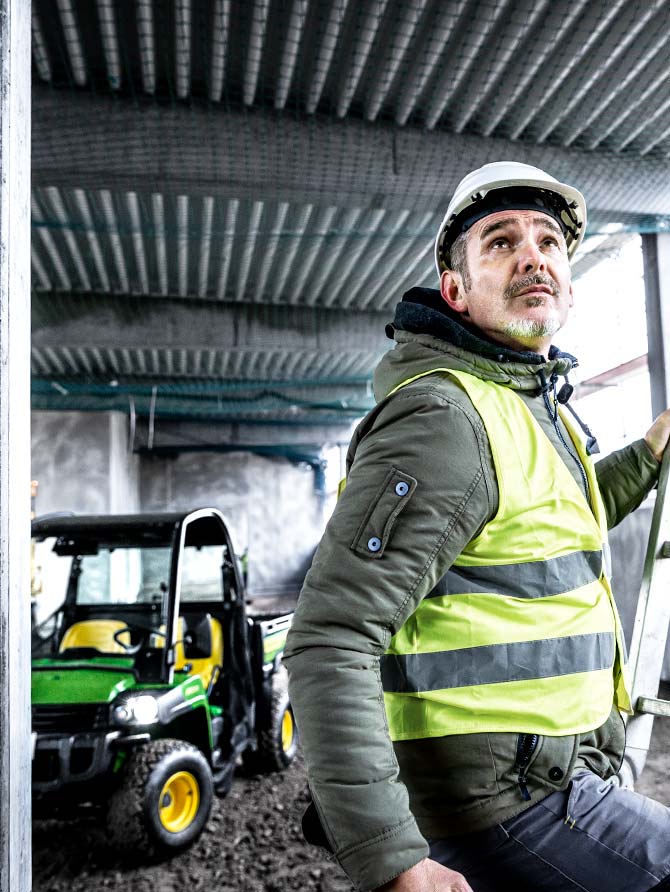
[382,631,615,693]
[382,368,631,741]
[429,549,603,600]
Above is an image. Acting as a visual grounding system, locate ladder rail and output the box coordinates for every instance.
[619,444,670,787]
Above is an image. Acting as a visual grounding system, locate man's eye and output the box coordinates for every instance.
[543,237,559,247]
[491,238,509,248]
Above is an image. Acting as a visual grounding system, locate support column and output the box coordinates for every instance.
[0,2,32,891]
[642,233,670,417]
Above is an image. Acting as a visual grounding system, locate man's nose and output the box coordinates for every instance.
[517,242,547,274]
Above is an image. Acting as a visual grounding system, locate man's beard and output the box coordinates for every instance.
[502,272,562,342]
[503,316,561,341]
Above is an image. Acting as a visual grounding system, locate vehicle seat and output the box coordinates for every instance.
[151,618,186,662]
[59,619,131,654]
[174,615,224,694]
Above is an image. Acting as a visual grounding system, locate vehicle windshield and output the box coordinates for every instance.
[31,539,173,655]
[75,545,172,606]
[31,519,233,663]
[32,537,173,610]
[31,516,231,652]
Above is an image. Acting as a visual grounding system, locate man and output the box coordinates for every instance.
[284,162,670,892]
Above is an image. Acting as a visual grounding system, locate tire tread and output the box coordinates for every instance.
[106,738,211,856]
[244,666,298,774]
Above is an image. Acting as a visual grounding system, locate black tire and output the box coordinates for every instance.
[244,666,298,774]
[106,738,213,857]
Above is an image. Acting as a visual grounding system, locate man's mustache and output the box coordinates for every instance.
[504,273,560,300]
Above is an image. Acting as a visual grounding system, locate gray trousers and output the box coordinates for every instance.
[428,772,670,891]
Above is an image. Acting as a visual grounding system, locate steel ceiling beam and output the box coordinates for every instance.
[32,292,392,354]
[32,87,670,220]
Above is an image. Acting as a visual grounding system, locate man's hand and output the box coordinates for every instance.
[376,858,474,892]
[645,409,670,462]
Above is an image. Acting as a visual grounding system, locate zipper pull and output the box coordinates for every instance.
[514,733,538,802]
[517,774,532,802]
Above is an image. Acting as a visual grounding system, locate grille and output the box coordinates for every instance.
[32,703,109,734]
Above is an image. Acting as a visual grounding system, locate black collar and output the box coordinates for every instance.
[387,287,575,366]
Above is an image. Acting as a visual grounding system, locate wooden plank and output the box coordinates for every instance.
[0,0,32,889]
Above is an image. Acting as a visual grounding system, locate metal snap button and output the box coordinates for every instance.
[367,536,382,553]
[548,766,564,781]
[395,481,409,497]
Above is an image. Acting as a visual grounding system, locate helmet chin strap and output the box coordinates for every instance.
[538,368,599,456]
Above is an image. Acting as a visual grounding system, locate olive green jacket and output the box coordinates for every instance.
[284,300,659,892]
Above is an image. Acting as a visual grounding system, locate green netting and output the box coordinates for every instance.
[31,376,374,422]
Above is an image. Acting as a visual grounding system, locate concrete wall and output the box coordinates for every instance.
[140,450,322,600]
[32,411,324,604]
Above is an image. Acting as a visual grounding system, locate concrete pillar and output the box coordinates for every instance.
[0,1,31,890]
[31,411,140,516]
[642,232,670,679]
[642,233,670,417]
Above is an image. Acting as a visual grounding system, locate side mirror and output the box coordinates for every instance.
[222,562,235,598]
[182,615,212,659]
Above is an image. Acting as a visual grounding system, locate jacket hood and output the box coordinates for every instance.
[374,287,578,402]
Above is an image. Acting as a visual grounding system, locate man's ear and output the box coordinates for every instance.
[440,269,468,314]
[568,282,574,309]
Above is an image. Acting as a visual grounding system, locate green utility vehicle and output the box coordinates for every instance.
[31,509,297,856]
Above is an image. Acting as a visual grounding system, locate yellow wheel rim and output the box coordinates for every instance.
[281,709,294,752]
[158,770,200,833]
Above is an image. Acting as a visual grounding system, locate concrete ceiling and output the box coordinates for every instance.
[30,0,670,443]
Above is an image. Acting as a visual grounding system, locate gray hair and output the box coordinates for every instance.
[448,230,471,292]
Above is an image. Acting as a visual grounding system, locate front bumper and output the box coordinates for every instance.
[32,731,122,793]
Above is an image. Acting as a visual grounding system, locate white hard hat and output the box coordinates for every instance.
[434,161,587,274]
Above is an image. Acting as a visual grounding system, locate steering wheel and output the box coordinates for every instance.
[113,623,167,655]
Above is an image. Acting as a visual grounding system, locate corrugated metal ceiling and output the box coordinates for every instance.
[31,186,437,304]
[31,0,670,154]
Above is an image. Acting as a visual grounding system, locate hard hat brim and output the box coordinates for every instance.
[434,169,587,274]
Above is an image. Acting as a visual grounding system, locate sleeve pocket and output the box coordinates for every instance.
[350,467,417,559]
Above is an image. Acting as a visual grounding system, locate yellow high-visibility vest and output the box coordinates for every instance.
[382,368,631,741]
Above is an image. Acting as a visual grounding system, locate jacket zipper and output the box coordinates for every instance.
[514,733,539,802]
[539,370,589,502]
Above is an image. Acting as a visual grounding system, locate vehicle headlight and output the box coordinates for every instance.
[113,694,160,725]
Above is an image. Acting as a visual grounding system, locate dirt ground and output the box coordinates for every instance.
[33,689,670,892]
[32,751,354,892]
